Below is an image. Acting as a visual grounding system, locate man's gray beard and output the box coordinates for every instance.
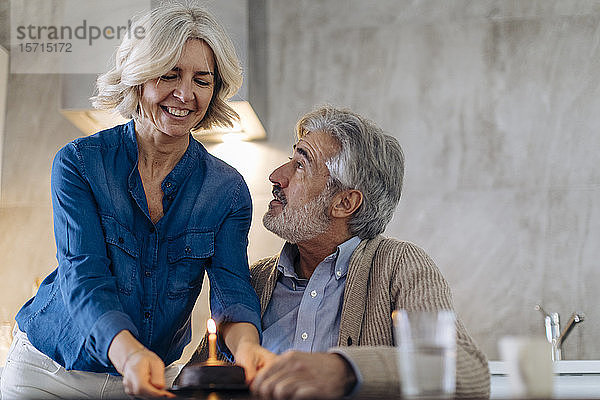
[262,187,333,244]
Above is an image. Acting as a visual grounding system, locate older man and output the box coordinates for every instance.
[188,106,490,399]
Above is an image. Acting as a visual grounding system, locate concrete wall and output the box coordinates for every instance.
[260,0,600,360]
[0,0,599,362]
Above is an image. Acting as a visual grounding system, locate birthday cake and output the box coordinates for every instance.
[173,363,247,390]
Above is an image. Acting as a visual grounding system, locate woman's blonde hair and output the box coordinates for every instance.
[92,1,242,130]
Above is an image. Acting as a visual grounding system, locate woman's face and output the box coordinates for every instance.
[139,39,216,138]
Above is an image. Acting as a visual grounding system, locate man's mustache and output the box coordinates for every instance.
[272,185,287,206]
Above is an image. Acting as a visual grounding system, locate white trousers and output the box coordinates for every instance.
[0,328,181,399]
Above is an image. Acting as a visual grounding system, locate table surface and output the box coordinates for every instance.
[170,389,404,400]
[171,389,254,400]
[170,390,600,400]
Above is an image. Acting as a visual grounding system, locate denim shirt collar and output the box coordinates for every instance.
[277,236,361,281]
[124,119,206,200]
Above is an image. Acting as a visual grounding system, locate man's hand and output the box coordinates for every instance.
[250,351,357,400]
[108,330,174,398]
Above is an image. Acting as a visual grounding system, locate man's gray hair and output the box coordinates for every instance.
[296,105,405,239]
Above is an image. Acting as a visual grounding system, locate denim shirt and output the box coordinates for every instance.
[15,120,261,373]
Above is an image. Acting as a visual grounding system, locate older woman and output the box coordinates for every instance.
[1,3,272,399]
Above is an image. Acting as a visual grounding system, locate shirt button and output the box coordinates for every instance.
[336,270,342,277]
[185,246,192,254]
[145,271,151,277]
[165,182,172,188]
[301,332,308,340]
[144,311,151,319]
[310,290,317,298]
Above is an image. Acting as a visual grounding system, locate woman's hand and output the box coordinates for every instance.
[120,348,174,398]
[234,341,277,382]
[221,322,276,382]
[109,330,175,398]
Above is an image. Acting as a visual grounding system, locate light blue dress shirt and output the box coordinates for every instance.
[262,236,361,354]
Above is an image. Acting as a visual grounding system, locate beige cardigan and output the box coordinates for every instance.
[188,236,490,398]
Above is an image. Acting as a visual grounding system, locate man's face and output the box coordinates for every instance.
[263,131,340,243]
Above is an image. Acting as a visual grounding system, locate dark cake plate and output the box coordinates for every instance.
[171,363,249,392]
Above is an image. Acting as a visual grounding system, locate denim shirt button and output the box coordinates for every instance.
[145,271,151,277]
[165,182,172,188]
[185,246,192,254]
[144,311,151,319]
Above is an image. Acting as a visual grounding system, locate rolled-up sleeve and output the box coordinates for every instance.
[52,144,137,366]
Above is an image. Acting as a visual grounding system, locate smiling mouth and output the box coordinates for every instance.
[162,106,191,117]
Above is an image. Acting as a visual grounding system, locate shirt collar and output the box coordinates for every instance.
[332,236,361,280]
[277,236,361,281]
[277,242,301,279]
[124,119,139,162]
[125,119,204,192]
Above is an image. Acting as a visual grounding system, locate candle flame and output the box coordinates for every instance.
[207,318,217,334]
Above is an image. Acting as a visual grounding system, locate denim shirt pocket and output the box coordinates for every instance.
[100,215,139,295]
[167,231,214,299]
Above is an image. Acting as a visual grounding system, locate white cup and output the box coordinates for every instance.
[394,310,456,399]
[498,336,553,398]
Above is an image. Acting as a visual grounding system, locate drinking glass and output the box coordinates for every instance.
[498,336,553,398]
[394,310,456,399]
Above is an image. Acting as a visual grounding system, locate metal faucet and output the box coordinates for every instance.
[535,304,585,361]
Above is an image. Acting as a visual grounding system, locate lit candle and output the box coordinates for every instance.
[207,318,217,363]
